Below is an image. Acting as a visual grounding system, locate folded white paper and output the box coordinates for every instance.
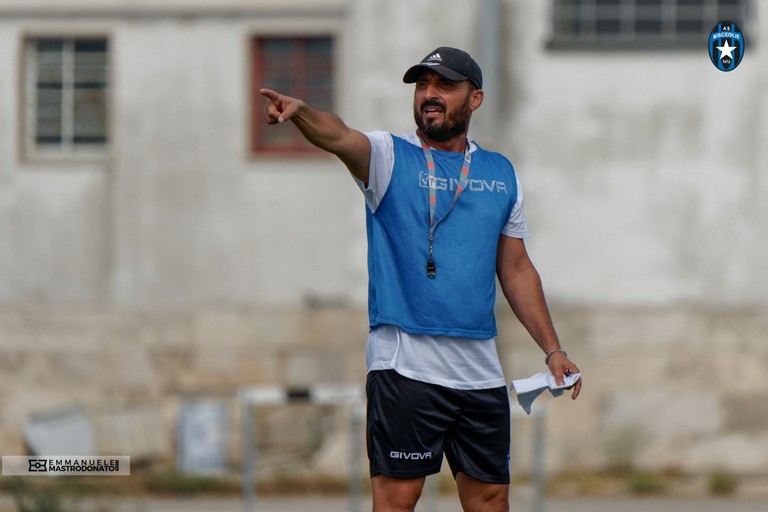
[509,372,581,415]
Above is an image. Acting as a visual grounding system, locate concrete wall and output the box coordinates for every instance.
[0,0,766,476]
[513,2,768,307]
[0,0,365,308]
[502,305,768,474]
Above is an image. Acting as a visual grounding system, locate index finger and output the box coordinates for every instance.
[259,88,280,103]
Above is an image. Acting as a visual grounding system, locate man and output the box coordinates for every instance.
[260,46,582,512]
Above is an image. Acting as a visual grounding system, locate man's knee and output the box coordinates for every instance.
[371,475,425,512]
[456,473,509,512]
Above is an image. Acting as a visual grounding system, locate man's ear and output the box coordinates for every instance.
[470,89,484,112]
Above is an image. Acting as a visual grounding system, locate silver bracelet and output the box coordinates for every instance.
[545,349,568,365]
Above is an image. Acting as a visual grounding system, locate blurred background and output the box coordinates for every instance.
[0,0,766,507]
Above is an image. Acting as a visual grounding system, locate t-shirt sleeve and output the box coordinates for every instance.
[501,173,530,239]
[353,131,394,213]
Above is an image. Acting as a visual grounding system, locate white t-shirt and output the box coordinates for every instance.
[356,131,530,390]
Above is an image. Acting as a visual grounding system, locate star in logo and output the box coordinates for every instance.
[717,40,736,60]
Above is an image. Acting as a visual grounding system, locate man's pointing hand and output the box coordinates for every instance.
[259,88,303,125]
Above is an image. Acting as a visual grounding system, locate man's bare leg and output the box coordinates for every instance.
[456,472,509,512]
[371,475,426,512]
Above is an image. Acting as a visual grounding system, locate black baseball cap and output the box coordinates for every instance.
[403,47,483,89]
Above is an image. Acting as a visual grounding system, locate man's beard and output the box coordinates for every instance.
[414,96,472,142]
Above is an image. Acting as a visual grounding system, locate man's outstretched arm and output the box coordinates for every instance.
[496,235,582,399]
[259,88,372,186]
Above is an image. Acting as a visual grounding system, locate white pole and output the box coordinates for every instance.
[242,401,255,512]
[349,402,365,512]
[532,406,547,512]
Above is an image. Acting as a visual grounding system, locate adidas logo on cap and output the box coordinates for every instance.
[403,47,483,89]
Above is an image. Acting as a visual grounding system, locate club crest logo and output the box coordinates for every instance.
[709,21,744,72]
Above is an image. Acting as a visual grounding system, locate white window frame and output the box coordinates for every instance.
[22,34,111,161]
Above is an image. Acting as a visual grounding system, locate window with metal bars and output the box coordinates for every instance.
[549,0,751,50]
[250,36,333,154]
[24,37,109,155]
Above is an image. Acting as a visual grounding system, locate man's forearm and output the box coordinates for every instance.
[500,265,561,354]
[290,101,354,155]
[259,88,370,183]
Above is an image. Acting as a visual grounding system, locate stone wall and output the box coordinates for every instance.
[1,304,766,477]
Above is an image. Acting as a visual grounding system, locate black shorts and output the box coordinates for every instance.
[366,369,510,484]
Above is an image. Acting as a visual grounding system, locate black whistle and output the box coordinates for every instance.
[426,259,436,279]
